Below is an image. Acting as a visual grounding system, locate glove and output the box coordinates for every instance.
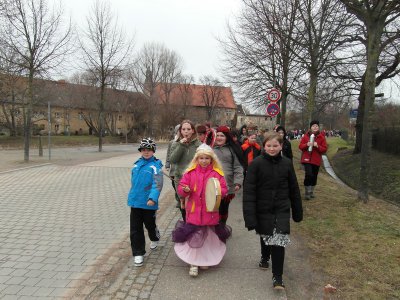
[292,211,303,223]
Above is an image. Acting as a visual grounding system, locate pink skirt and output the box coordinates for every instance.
[174,226,226,266]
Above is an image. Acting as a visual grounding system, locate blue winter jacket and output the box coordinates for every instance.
[127,156,163,210]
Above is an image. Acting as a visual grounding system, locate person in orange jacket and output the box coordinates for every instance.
[241,132,262,176]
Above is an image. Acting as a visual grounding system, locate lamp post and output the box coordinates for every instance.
[48,101,51,160]
[126,104,132,144]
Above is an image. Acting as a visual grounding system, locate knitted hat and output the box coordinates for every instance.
[138,137,156,152]
[309,120,319,128]
[196,124,207,134]
[216,126,230,133]
[186,144,224,174]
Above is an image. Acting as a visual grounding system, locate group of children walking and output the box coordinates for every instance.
[126,120,327,290]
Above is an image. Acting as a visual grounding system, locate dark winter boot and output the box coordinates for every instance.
[310,186,315,198]
[304,186,311,200]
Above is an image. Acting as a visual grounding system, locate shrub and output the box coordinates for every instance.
[372,127,400,156]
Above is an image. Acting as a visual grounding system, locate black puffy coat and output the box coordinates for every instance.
[243,153,303,235]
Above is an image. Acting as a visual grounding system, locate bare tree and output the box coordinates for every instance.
[0,0,72,161]
[335,18,400,154]
[289,0,356,123]
[338,0,400,202]
[176,75,195,119]
[79,0,132,151]
[0,48,26,136]
[220,0,301,127]
[200,76,226,122]
[128,42,183,136]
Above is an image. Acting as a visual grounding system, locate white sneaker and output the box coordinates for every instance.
[134,255,144,267]
[189,265,198,277]
[150,241,159,250]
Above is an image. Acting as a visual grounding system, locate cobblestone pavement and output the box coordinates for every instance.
[0,145,321,299]
[0,147,174,299]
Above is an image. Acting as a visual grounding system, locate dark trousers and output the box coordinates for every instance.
[260,236,271,259]
[219,194,235,224]
[171,178,180,203]
[172,179,186,221]
[271,246,285,276]
[130,208,160,256]
[303,163,320,186]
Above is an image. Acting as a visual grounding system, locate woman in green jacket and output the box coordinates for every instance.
[169,120,201,221]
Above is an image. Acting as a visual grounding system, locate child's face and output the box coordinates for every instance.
[198,154,212,167]
[197,132,206,142]
[264,138,282,156]
[248,134,257,144]
[311,124,319,133]
[141,148,154,159]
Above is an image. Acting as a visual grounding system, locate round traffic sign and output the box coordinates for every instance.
[266,103,280,117]
[267,88,281,102]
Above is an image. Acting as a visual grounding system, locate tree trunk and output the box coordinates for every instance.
[358,23,383,203]
[24,73,34,162]
[98,85,104,152]
[306,68,318,124]
[354,80,365,154]
[280,84,288,128]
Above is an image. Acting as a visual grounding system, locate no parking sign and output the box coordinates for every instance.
[266,103,280,117]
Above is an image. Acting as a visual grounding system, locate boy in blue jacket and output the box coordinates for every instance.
[128,138,163,267]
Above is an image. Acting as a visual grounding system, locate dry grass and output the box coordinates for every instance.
[291,138,400,299]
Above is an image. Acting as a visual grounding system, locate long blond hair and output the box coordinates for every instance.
[185,144,224,175]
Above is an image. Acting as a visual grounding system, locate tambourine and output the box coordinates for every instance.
[205,177,222,212]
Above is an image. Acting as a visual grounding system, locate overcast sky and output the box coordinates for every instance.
[58,0,399,104]
[61,0,242,83]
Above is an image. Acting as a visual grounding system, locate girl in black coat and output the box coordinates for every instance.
[275,125,293,160]
[243,132,303,289]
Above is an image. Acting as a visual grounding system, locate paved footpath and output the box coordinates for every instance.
[0,145,321,299]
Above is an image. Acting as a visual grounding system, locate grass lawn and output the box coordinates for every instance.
[0,135,122,149]
[291,137,400,299]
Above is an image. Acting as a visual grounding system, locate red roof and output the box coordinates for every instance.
[154,84,237,109]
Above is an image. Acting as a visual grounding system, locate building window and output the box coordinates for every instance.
[118,115,122,121]
[55,112,60,118]
[78,113,83,120]
[55,124,59,132]
[66,112,69,120]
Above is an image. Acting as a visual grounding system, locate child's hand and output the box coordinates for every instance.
[234,184,241,192]
[147,199,155,206]
[183,185,190,193]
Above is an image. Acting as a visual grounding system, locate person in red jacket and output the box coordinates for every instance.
[299,120,328,200]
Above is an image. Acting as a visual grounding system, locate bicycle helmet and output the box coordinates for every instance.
[138,137,156,152]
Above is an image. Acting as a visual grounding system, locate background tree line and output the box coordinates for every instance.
[220,0,400,202]
[0,0,227,159]
[0,0,399,201]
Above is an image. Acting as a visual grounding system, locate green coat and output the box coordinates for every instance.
[169,138,201,181]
